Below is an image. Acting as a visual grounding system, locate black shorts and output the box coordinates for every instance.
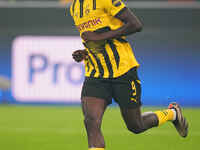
[81,67,142,108]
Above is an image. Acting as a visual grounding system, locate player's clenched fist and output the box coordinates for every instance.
[72,49,88,62]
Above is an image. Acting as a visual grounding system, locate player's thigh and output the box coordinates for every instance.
[112,68,142,108]
[81,97,108,121]
[81,77,112,121]
[112,68,143,127]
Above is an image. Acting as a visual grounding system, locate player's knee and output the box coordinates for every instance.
[84,115,102,127]
[127,126,144,134]
[126,122,145,134]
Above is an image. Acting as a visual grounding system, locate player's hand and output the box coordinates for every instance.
[72,49,88,63]
[81,31,103,42]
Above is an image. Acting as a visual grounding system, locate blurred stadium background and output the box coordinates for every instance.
[0,0,200,150]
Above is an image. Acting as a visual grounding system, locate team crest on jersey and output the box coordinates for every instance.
[112,0,122,7]
[85,4,90,16]
[74,12,78,18]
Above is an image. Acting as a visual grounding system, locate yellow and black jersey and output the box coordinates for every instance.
[70,0,140,78]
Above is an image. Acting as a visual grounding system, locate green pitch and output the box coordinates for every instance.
[0,105,199,150]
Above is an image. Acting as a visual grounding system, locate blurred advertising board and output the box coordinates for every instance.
[12,36,84,103]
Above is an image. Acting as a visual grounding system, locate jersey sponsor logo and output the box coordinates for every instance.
[77,17,102,32]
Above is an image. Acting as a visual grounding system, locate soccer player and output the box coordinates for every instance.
[69,0,189,150]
